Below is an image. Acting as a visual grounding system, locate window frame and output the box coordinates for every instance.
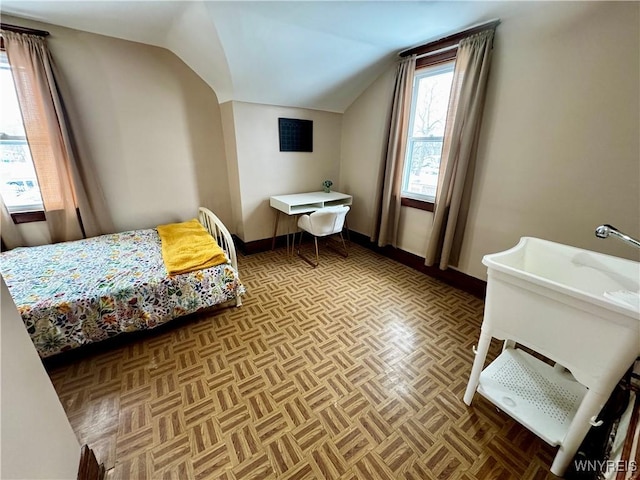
[0,43,46,224]
[400,47,457,212]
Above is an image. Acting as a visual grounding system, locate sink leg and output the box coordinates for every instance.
[550,389,608,476]
[464,331,492,406]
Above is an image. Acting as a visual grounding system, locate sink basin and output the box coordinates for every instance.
[464,237,639,476]
[482,237,640,317]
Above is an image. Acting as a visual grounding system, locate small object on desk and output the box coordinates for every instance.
[322,179,333,193]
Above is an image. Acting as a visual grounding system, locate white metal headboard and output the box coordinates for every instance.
[198,207,238,272]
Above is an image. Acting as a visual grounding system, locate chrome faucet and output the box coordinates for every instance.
[595,224,640,249]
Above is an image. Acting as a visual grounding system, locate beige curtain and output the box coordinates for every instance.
[425,29,495,269]
[371,55,416,247]
[2,30,112,243]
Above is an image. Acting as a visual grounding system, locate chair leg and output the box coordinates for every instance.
[296,232,319,268]
[297,231,347,268]
[326,233,349,258]
[339,232,348,257]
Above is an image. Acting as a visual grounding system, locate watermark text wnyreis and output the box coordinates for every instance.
[574,460,637,473]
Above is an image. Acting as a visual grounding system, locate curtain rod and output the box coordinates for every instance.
[0,23,50,37]
[416,44,457,60]
[399,19,500,58]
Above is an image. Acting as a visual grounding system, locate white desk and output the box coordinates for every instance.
[269,191,353,251]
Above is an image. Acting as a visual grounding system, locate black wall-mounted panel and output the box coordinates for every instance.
[279,118,313,152]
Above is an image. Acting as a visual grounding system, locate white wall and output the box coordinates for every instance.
[341,1,640,279]
[459,1,640,278]
[1,276,81,479]
[220,102,245,238]
[3,15,232,236]
[340,67,393,237]
[227,101,342,242]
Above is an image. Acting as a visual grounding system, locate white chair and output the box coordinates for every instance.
[295,206,350,267]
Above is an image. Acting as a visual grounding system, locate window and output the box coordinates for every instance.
[401,60,454,206]
[0,50,44,213]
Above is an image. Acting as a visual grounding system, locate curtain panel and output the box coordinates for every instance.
[371,55,416,247]
[2,30,112,244]
[425,29,495,270]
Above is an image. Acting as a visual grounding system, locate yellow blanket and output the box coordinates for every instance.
[157,219,228,275]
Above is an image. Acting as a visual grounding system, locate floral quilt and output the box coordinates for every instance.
[0,229,245,358]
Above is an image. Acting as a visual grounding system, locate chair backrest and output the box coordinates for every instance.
[307,206,350,236]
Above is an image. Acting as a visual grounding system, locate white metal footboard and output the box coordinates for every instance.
[198,207,242,307]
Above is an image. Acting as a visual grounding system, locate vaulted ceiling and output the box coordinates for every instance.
[1,1,522,112]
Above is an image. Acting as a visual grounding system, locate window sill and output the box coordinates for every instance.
[401,197,434,212]
[11,210,46,224]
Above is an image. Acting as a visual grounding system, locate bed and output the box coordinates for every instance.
[0,208,245,358]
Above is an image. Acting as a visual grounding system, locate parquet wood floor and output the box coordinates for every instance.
[47,243,559,479]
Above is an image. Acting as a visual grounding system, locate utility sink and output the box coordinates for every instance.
[463,237,639,477]
[482,237,640,316]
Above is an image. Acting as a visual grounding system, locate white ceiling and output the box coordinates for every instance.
[1,1,522,112]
